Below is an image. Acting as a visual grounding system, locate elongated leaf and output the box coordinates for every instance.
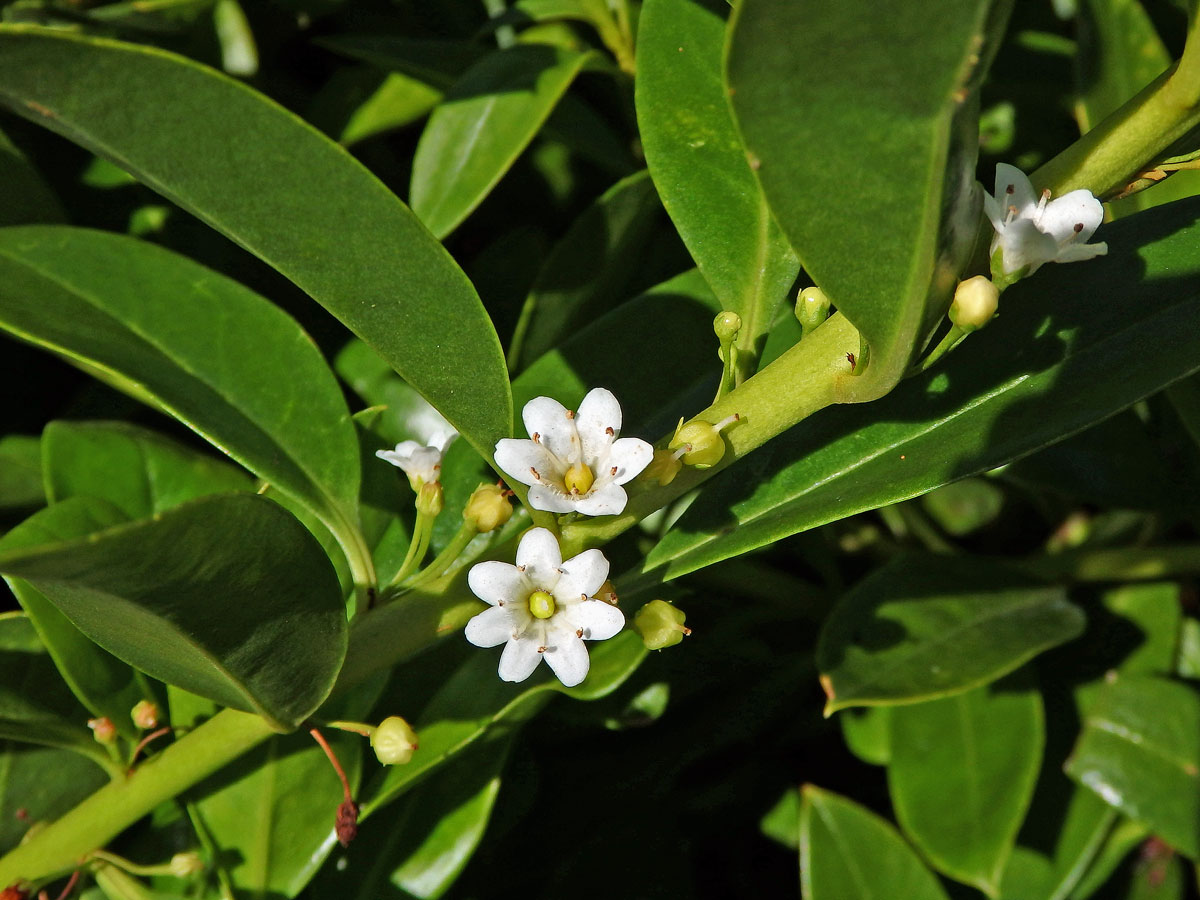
[0,126,63,226]
[410,45,593,238]
[0,27,511,457]
[0,494,346,730]
[0,741,109,854]
[889,674,1044,894]
[726,0,1006,395]
[817,555,1083,712]
[1066,675,1200,858]
[0,435,42,510]
[636,0,798,375]
[0,226,365,569]
[647,195,1200,580]
[801,785,951,900]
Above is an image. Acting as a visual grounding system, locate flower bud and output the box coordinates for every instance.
[634,600,691,651]
[948,275,999,332]
[131,700,160,731]
[463,483,513,533]
[796,286,831,335]
[415,481,444,517]
[640,448,683,487]
[713,310,742,343]
[169,852,204,878]
[88,717,117,745]
[669,414,739,469]
[371,716,418,765]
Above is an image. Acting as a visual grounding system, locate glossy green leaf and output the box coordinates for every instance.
[800,785,951,900]
[817,555,1082,712]
[0,494,346,731]
[761,788,801,851]
[0,226,365,570]
[1066,675,1200,859]
[726,0,1005,395]
[1100,583,1182,676]
[636,0,798,375]
[839,706,892,767]
[1070,817,1151,899]
[334,70,441,145]
[889,674,1044,894]
[410,45,593,238]
[0,27,511,458]
[0,126,63,226]
[0,741,109,854]
[0,435,42,510]
[360,632,646,817]
[509,170,664,370]
[646,194,1200,580]
[921,478,1005,536]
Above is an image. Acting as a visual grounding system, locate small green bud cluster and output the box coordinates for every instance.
[633,600,691,650]
[796,286,831,336]
[949,275,999,332]
[463,483,514,533]
[88,717,117,745]
[131,700,160,730]
[371,716,419,766]
[416,481,444,517]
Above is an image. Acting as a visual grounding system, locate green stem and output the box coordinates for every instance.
[1012,544,1200,582]
[387,510,434,589]
[88,850,175,878]
[907,324,966,377]
[407,519,478,588]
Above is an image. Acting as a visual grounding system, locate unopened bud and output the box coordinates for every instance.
[669,414,739,469]
[131,700,160,730]
[713,311,741,343]
[371,716,418,765]
[463,483,513,533]
[948,275,999,332]
[88,717,117,744]
[169,852,204,878]
[796,286,831,336]
[640,448,683,486]
[416,481,444,517]
[634,600,691,650]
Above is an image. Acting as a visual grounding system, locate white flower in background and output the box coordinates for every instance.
[465,527,624,687]
[984,163,1107,276]
[494,388,653,516]
[376,428,456,491]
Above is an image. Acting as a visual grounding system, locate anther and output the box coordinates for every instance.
[610,466,618,476]
[1005,183,1015,195]
[576,628,584,638]
[1073,222,1083,233]
[532,432,541,443]
[537,645,547,653]
[605,426,615,436]
[517,565,526,572]
[566,409,575,419]
[530,466,541,481]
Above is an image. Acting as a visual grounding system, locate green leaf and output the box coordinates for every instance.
[839,706,892,767]
[0,435,43,511]
[0,740,109,855]
[410,45,594,238]
[0,26,512,458]
[801,785,951,900]
[1100,583,1182,676]
[1066,675,1200,859]
[888,673,1044,895]
[761,788,801,851]
[0,226,366,573]
[817,555,1083,712]
[646,194,1200,580]
[726,0,1007,395]
[0,494,346,731]
[0,125,63,226]
[636,0,798,376]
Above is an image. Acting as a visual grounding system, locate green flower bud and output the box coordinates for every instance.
[640,448,683,486]
[415,481,444,517]
[131,700,160,730]
[713,310,742,343]
[796,286,831,336]
[88,717,117,745]
[669,414,739,469]
[371,716,419,766]
[633,600,691,651]
[169,852,204,878]
[463,483,513,533]
[948,275,999,332]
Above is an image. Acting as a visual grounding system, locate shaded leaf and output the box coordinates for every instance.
[0,740,108,854]
[0,435,42,511]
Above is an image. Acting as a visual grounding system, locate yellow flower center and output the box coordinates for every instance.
[563,461,595,495]
[527,590,556,620]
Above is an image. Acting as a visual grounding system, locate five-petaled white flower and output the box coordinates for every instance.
[984,163,1107,276]
[376,428,456,491]
[494,388,653,516]
[465,527,624,686]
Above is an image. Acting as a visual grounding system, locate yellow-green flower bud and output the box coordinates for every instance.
[169,852,204,878]
[796,286,831,336]
[640,448,683,486]
[713,310,742,343]
[669,414,739,469]
[88,717,117,745]
[633,600,691,650]
[131,700,160,730]
[371,716,419,766]
[463,483,513,533]
[415,481,444,517]
[948,275,999,332]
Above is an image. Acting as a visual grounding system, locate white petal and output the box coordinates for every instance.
[522,396,578,462]
[554,548,610,602]
[542,633,590,687]
[999,219,1058,274]
[467,561,527,607]
[498,637,543,683]
[576,388,622,461]
[1039,190,1105,242]
[516,527,562,585]
[375,440,423,467]
[527,483,579,514]
[982,190,1006,231]
[568,599,625,641]
[429,429,458,454]
[494,439,561,487]
[573,482,629,516]
[606,437,654,485]
[464,605,514,647]
[1054,242,1108,264]
[994,163,1036,215]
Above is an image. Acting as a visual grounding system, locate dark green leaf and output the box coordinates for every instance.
[0,494,346,730]
[636,0,798,374]
[0,27,511,458]
[801,785,950,900]
[889,673,1043,894]
[0,435,42,511]
[0,741,108,854]
[817,555,1082,711]
[0,125,63,226]
[1101,583,1182,676]
[647,195,1200,579]
[1066,675,1200,859]
[410,45,594,238]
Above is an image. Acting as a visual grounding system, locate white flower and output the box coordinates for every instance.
[983,163,1107,276]
[376,428,456,490]
[494,388,653,516]
[465,527,624,687]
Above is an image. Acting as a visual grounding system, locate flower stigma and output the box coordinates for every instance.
[528,589,557,619]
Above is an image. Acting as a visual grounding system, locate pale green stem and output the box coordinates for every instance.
[908,323,966,377]
[582,0,635,74]
[88,849,176,878]
[407,520,479,588]
[387,510,435,590]
[93,863,158,900]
